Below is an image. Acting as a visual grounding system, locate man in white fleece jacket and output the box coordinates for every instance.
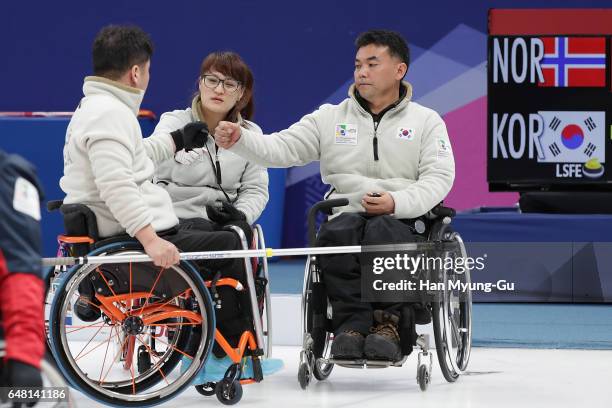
[215,30,455,361]
[60,25,252,351]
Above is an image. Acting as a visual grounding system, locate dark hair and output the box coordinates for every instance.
[92,25,153,79]
[198,51,255,121]
[355,30,410,70]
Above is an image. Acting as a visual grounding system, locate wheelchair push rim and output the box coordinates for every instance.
[432,232,472,381]
[48,247,214,406]
[254,224,273,359]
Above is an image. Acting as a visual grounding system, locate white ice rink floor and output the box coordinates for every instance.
[65,345,612,408]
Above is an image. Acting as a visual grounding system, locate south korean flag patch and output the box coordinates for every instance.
[397,127,415,141]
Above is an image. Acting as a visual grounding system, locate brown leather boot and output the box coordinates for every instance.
[330,330,365,359]
[364,310,402,361]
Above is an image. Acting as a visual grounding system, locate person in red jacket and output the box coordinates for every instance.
[0,149,45,405]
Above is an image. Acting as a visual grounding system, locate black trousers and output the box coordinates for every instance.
[164,219,253,354]
[317,213,419,335]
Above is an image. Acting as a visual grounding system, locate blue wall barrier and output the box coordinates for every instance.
[454,209,612,303]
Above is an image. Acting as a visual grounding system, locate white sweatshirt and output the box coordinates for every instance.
[229,82,455,219]
[153,97,269,224]
[60,76,178,238]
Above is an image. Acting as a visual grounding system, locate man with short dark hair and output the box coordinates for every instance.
[215,30,455,361]
[60,25,250,352]
[92,25,154,80]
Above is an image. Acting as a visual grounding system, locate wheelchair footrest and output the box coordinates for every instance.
[325,357,407,368]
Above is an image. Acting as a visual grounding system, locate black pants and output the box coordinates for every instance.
[317,213,419,335]
[179,217,253,247]
[164,219,252,355]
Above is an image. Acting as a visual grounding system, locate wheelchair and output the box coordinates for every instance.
[298,199,472,391]
[44,200,272,406]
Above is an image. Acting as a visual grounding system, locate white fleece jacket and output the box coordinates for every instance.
[60,76,178,238]
[153,97,269,224]
[229,82,455,219]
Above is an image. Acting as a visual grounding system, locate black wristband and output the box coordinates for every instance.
[171,129,184,152]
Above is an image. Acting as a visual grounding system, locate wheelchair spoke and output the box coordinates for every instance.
[99,331,131,385]
[136,334,169,385]
[449,312,462,349]
[144,289,190,316]
[98,324,116,382]
[135,266,168,316]
[74,325,121,362]
[74,323,107,361]
[149,333,193,360]
[129,349,136,395]
[66,321,107,334]
[96,266,119,299]
[81,297,102,310]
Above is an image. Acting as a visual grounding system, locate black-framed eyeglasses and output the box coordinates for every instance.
[201,74,241,93]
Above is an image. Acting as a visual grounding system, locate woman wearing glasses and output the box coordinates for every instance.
[152,52,277,380]
[154,51,268,242]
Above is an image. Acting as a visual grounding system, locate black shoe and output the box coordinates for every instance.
[74,296,101,322]
[330,330,365,359]
[364,310,402,361]
[413,303,432,325]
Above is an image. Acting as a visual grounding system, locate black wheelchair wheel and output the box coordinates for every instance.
[302,257,334,381]
[44,265,63,354]
[298,363,311,390]
[417,364,429,391]
[48,243,216,407]
[195,382,216,396]
[253,225,273,358]
[431,233,472,383]
[215,378,243,405]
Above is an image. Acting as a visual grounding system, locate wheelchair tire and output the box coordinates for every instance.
[48,242,216,407]
[431,233,472,383]
[417,364,429,391]
[254,224,273,358]
[313,357,334,381]
[215,378,243,405]
[298,363,310,390]
[301,256,334,382]
[44,265,63,354]
[195,382,216,396]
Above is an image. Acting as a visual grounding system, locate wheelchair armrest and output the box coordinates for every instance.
[307,199,349,247]
[309,199,349,217]
[428,204,456,219]
[47,199,63,212]
[59,203,100,242]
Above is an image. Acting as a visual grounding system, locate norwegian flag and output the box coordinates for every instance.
[538,37,606,87]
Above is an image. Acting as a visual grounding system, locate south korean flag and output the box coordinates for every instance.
[537,111,605,163]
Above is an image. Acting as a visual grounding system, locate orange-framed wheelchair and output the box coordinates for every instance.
[44,201,272,406]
